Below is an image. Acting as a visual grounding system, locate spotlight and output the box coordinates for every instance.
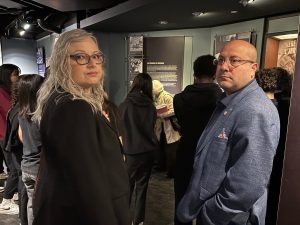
[158,20,168,25]
[192,12,205,17]
[19,29,26,36]
[239,0,254,7]
[23,23,30,30]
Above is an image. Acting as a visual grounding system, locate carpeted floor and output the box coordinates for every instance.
[0,171,175,225]
[137,171,175,225]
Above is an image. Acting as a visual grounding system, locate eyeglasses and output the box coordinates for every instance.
[213,57,255,68]
[70,52,104,65]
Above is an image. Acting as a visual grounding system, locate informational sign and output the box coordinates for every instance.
[144,37,184,94]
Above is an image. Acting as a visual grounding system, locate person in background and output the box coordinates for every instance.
[32,29,130,225]
[152,80,180,178]
[177,40,280,225]
[0,64,20,207]
[18,74,44,225]
[0,64,20,183]
[119,73,158,225]
[2,77,28,224]
[265,67,292,225]
[255,68,278,105]
[173,54,222,225]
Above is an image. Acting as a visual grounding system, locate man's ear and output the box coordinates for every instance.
[252,63,258,71]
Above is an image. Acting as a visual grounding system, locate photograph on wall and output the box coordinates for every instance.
[129,36,143,56]
[38,64,46,76]
[214,32,253,56]
[128,57,143,87]
[277,39,297,75]
[36,47,45,64]
[128,36,144,88]
[144,36,184,94]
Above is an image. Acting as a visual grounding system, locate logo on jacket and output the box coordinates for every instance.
[218,128,228,140]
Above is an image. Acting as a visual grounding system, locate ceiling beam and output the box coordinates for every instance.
[80,0,160,29]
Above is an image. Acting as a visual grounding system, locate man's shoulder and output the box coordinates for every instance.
[238,86,274,108]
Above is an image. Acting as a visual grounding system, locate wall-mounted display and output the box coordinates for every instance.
[214,32,255,56]
[128,36,144,87]
[277,39,297,75]
[144,37,184,94]
[38,63,46,76]
[127,36,184,94]
[36,47,45,64]
[129,36,143,56]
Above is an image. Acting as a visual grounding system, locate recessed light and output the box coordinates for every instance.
[231,10,238,14]
[158,20,168,25]
[192,12,205,17]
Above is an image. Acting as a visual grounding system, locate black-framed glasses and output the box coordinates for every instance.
[70,52,104,65]
[213,57,255,68]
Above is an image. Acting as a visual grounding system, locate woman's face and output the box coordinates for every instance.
[10,70,19,83]
[69,37,103,92]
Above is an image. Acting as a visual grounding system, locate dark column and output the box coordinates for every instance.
[277,28,300,225]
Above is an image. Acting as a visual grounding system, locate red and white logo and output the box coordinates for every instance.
[218,128,228,140]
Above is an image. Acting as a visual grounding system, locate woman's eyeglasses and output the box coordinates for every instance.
[70,53,104,65]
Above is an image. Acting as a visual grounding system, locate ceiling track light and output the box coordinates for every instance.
[158,20,168,25]
[192,11,205,17]
[23,22,31,30]
[19,29,26,36]
[239,0,254,7]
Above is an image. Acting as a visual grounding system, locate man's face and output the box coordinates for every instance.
[216,41,258,95]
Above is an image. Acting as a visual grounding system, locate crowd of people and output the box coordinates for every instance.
[0,29,293,225]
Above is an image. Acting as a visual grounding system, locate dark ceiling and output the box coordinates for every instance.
[0,0,300,40]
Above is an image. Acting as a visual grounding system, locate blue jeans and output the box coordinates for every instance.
[22,172,37,225]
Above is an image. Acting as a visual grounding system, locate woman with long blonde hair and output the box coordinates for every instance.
[32,29,130,225]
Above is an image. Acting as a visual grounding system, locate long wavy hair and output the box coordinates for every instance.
[32,29,104,122]
[0,64,21,94]
[18,74,44,120]
[129,73,153,101]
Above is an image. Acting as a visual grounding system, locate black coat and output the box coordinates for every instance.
[33,90,130,225]
[119,91,158,155]
[173,83,222,197]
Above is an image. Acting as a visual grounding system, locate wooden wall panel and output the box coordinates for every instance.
[264,37,279,68]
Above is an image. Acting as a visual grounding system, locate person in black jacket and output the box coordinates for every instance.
[265,67,292,225]
[119,73,159,225]
[173,55,222,225]
[18,74,44,225]
[31,29,130,225]
[2,79,28,224]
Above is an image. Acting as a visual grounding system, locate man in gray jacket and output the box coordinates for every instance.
[177,40,280,225]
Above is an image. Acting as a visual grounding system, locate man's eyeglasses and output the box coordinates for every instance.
[70,52,104,65]
[213,57,255,68]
